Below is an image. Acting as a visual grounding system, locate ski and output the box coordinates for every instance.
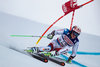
[24,50,48,63]
[48,56,65,66]
[25,49,65,66]
[10,47,48,63]
[31,54,48,63]
[38,53,65,66]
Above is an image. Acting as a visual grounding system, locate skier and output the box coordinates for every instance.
[27,25,81,63]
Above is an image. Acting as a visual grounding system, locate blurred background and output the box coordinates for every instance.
[0,0,99,36]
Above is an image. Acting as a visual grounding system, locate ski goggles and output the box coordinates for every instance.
[72,31,79,37]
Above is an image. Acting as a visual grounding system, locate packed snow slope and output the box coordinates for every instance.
[0,11,100,67]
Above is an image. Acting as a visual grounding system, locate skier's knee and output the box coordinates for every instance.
[48,43,54,51]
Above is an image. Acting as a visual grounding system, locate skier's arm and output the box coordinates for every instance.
[55,29,64,35]
[71,42,79,56]
[47,28,69,39]
[55,28,70,35]
[47,28,65,39]
[67,42,79,63]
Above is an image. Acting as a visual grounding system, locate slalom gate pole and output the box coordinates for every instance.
[70,0,94,11]
[69,0,94,30]
[70,11,75,30]
[36,0,94,45]
[80,0,94,7]
[36,14,66,45]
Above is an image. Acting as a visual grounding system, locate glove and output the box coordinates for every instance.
[47,34,53,39]
[47,30,55,39]
[66,56,75,63]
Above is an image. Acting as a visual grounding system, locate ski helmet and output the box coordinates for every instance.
[71,25,81,36]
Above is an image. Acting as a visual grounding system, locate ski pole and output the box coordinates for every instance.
[10,35,47,38]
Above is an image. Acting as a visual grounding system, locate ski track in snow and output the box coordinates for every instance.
[0,11,100,67]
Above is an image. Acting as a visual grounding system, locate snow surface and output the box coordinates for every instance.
[0,11,100,67]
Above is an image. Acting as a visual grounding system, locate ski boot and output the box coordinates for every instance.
[66,56,74,64]
[25,47,39,54]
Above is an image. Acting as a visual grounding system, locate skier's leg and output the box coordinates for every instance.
[37,40,57,52]
[56,45,70,55]
[38,43,53,52]
[26,40,61,53]
[38,39,60,52]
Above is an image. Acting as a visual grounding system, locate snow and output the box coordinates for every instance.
[0,11,100,67]
[0,0,99,36]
